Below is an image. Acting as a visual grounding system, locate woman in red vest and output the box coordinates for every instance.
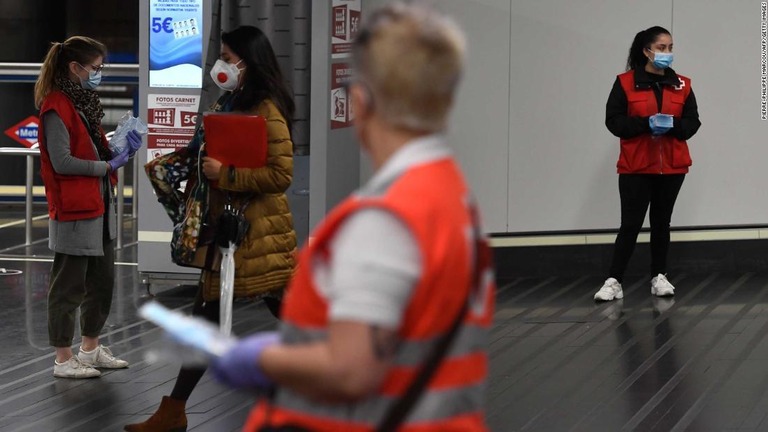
[208,3,496,432]
[35,36,140,379]
[594,26,701,302]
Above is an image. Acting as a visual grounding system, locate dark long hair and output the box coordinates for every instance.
[626,26,670,71]
[222,26,295,132]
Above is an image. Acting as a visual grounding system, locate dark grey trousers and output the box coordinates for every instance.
[47,236,115,347]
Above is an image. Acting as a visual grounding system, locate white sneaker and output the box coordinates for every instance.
[594,278,623,301]
[53,356,101,378]
[77,345,129,369]
[651,274,675,297]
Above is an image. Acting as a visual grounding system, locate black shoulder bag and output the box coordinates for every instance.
[215,196,250,249]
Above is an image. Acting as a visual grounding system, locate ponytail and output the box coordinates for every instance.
[34,36,107,109]
[34,42,64,108]
[626,26,670,71]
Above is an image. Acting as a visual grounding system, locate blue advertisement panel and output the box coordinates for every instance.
[149,0,203,88]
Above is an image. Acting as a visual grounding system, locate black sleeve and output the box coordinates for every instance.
[605,77,651,139]
[670,88,701,141]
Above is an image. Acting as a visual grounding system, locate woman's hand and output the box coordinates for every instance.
[202,156,222,180]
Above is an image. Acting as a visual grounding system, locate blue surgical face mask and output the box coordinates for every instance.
[649,51,674,69]
[77,63,102,90]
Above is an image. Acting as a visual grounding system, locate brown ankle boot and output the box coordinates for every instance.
[124,396,188,432]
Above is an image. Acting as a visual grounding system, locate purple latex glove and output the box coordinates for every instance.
[126,130,143,154]
[107,148,131,171]
[211,331,281,389]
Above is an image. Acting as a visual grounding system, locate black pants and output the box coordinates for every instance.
[608,174,685,283]
[170,287,282,401]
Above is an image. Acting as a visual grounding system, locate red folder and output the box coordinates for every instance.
[202,113,268,171]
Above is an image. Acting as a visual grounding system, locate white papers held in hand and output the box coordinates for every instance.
[139,301,236,360]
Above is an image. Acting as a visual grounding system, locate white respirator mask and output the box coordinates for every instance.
[210,59,243,91]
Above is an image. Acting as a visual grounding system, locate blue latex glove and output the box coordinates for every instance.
[127,130,143,154]
[211,331,281,389]
[108,148,131,172]
[649,114,673,135]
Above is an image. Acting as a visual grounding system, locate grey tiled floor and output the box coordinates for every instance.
[3,206,768,431]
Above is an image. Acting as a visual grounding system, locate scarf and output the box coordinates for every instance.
[55,76,112,161]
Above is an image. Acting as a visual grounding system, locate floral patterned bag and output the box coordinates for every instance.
[144,94,236,270]
[145,143,220,270]
[171,177,220,270]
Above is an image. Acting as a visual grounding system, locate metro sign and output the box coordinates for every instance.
[4,116,40,149]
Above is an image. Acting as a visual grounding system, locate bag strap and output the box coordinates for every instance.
[375,299,468,432]
[376,212,485,432]
[223,191,254,215]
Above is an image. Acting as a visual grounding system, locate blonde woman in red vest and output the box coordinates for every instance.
[594,26,701,302]
[207,3,496,431]
[35,37,140,378]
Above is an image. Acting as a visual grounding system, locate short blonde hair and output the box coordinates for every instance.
[352,2,466,133]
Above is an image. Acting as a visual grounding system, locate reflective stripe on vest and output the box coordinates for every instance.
[244,405,486,432]
[274,380,486,426]
[280,321,488,368]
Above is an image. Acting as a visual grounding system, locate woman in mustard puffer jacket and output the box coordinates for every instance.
[128,26,296,432]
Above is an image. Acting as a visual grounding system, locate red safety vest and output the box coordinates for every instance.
[616,70,693,174]
[245,156,496,432]
[39,91,113,221]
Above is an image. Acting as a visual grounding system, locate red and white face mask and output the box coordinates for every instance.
[210,59,243,91]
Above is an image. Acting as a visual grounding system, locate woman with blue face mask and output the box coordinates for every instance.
[34,36,140,379]
[594,26,701,302]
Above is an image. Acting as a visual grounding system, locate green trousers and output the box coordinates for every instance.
[47,237,115,347]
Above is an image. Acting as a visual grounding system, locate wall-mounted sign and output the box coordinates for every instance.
[330,63,354,129]
[146,94,200,160]
[331,0,361,59]
[149,0,204,88]
[3,116,39,148]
